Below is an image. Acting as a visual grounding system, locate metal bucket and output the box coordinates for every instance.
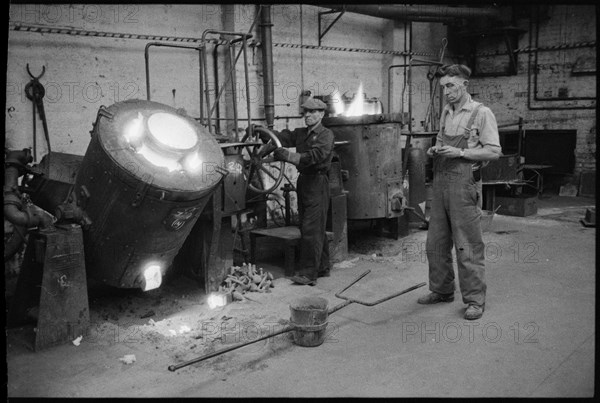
[289,296,329,347]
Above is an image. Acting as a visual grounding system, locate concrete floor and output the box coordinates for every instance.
[6,195,596,397]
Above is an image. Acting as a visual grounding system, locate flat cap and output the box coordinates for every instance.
[301,98,327,110]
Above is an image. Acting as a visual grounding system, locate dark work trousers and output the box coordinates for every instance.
[425,133,486,306]
[296,173,330,280]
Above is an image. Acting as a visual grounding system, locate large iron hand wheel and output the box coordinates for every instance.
[240,126,285,194]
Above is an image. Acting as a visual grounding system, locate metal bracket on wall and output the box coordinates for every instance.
[319,10,345,46]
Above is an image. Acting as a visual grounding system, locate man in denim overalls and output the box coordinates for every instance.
[417,64,502,320]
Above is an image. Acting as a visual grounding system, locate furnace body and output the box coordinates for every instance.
[74,100,224,289]
[323,114,406,220]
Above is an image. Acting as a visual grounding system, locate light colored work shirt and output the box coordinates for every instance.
[437,95,501,152]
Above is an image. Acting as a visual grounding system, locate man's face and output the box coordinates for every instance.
[440,75,468,105]
[304,109,324,127]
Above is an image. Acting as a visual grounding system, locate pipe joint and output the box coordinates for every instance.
[5,148,33,168]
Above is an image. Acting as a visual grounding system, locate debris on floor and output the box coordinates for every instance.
[140,310,155,319]
[218,264,275,300]
[118,354,136,365]
[334,257,360,269]
[72,335,83,346]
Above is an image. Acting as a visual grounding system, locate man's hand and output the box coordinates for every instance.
[246,124,270,142]
[435,145,462,158]
[273,148,301,165]
[273,147,289,161]
[427,146,439,157]
[257,143,277,158]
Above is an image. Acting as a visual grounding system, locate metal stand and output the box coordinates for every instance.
[7,224,89,351]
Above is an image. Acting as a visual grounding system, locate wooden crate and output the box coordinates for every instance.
[495,195,538,217]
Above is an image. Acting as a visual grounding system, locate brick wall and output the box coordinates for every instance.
[466,5,596,184]
[6,4,594,187]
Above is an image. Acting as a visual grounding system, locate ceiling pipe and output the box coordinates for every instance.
[318,4,502,22]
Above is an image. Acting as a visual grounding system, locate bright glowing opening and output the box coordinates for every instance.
[137,144,181,172]
[207,292,229,309]
[345,83,365,117]
[331,91,345,116]
[182,152,203,172]
[148,112,198,150]
[124,112,145,145]
[142,264,162,291]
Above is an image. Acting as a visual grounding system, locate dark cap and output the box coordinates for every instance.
[301,98,327,110]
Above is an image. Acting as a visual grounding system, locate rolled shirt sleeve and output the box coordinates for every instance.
[474,106,501,150]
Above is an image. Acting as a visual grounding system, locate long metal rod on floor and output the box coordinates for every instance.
[168,270,425,371]
[167,325,295,372]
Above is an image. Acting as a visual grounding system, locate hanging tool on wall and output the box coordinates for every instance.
[24,64,52,162]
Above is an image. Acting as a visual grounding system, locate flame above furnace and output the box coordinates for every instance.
[345,83,365,117]
[332,82,380,117]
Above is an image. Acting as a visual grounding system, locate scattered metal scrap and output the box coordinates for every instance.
[218,263,274,301]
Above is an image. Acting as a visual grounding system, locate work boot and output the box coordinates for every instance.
[417,292,454,304]
[290,275,316,286]
[464,304,484,320]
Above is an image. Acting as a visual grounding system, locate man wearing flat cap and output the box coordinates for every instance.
[256,97,334,285]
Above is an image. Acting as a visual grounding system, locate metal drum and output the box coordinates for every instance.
[74,99,225,290]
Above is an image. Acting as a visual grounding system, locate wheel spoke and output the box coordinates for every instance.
[240,127,284,194]
[258,164,278,181]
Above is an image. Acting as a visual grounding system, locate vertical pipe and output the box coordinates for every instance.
[260,5,275,129]
[213,44,221,134]
[401,22,408,120]
[144,44,152,101]
[242,36,252,139]
[228,42,239,136]
[387,64,392,114]
[199,46,205,124]
[408,22,413,134]
[202,42,213,133]
[408,59,412,135]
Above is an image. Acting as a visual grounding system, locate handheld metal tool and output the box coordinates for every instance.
[329,270,426,314]
[25,64,52,161]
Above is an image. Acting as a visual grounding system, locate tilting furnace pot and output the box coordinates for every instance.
[74,100,225,290]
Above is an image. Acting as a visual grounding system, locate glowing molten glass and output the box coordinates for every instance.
[137,143,181,172]
[124,112,145,145]
[148,112,198,150]
[142,264,162,291]
[182,152,203,172]
[207,292,229,309]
